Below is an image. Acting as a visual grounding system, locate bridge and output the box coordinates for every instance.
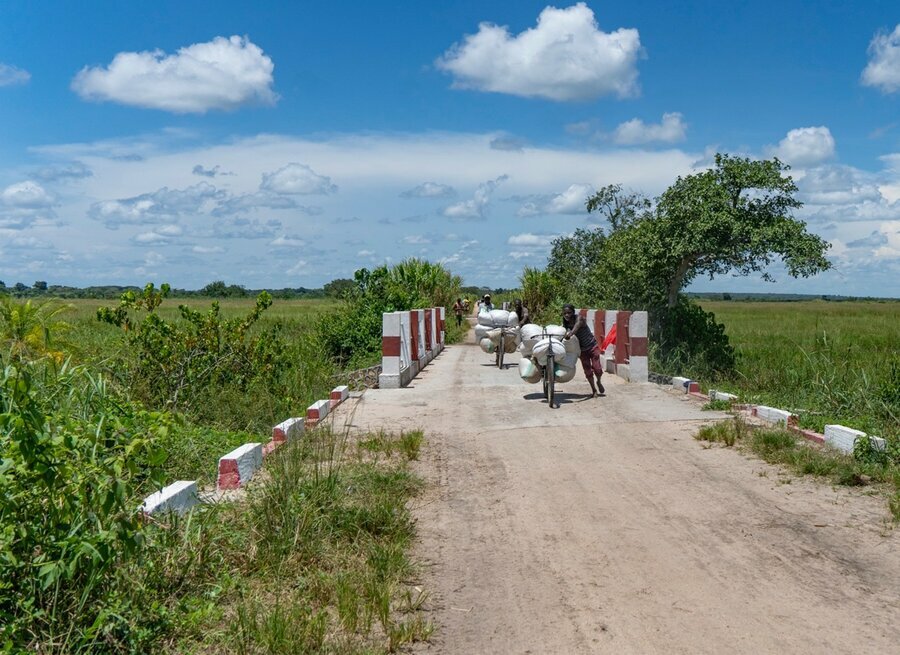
[336,314,900,654]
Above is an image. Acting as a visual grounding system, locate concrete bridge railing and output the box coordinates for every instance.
[379,307,445,389]
[577,308,648,383]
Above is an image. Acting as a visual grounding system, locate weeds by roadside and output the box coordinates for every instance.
[174,427,432,654]
[695,416,900,522]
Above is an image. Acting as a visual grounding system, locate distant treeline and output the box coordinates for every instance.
[688,292,900,303]
[0,279,328,299]
[0,279,525,301]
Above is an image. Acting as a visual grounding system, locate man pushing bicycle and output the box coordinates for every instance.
[562,304,605,397]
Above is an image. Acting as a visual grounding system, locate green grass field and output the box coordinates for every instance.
[698,300,899,438]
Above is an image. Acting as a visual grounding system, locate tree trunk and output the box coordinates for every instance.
[667,256,694,308]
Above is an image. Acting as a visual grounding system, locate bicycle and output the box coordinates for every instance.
[495,326,512,369]
[535,328,562,409]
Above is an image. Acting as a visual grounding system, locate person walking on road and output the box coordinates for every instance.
[452,298,464,327]
[562,304,605,397]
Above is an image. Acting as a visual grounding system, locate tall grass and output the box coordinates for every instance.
[692,300,899,439]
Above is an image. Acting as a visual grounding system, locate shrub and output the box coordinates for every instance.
[0,359,170,652]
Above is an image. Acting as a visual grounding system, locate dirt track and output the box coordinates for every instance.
[333,332,900,654]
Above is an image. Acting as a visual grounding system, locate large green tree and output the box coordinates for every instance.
[584,154,831,310]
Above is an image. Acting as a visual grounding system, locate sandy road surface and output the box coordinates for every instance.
[333,334,899,654]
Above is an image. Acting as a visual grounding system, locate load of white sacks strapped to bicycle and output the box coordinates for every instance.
[475,308,580,384]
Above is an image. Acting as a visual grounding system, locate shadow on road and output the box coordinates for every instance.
[521,391,597,405]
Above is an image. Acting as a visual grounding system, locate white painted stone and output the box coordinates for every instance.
[824,424,878,454]
[220,443,263,486]
[672,377,692,393]
[141,480,200,515]
[616,363,631,381]
[273,417,305,441]
[603,353,617,374]
[308,399,330,419]
[331,385,350,402]
[754,405,793,426]
[709,390,738,402]
[628,357,648,383]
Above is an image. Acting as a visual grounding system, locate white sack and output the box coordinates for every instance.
[555,364,577,383]
[519,356,542,383]
[545,324,567,338]
[532,337,566,366]
[506,312,519,327]
[562,336,580,368]
[474,324,491,341]
[479,337,495,354]
[489,309,510,326]
[520,323,543,341]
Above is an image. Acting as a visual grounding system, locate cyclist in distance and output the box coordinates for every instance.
[562,304,605,397]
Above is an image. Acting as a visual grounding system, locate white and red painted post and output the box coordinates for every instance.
[628,311,648,382]
[379,312,404,389]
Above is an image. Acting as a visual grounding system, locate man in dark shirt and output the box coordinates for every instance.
[514,299,531,327]
[562,304,605,397]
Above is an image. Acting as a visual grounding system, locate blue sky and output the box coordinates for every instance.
[1,1,899,296]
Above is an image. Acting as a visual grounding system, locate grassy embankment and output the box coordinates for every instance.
[696,300,899,439]
[2,296,434,652]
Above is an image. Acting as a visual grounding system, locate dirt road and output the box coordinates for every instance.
[335,336,899,654]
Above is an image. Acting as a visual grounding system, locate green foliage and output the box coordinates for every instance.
[97,284,290,424]
[323,277,355,299]
[546,228,607,306]
[318,260,461,368]
[0,359,170,651]
[699,300,899,438]
[519,267,559,323]
[199,280,248,297]
[0,296,74,364]
[654,299,736,381]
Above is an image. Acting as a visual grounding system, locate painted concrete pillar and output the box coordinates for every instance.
[379,312,404,388]
[628,310,649,382]
[615,311,630,365]
[409,310,421,377]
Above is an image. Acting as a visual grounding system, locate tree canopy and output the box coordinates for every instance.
[575,154,831,310]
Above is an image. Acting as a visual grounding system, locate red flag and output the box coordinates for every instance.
[600,324,617,353]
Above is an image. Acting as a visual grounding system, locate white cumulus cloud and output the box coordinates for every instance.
[770,126,836,168]
[71,35,277,113]
[443,175,507,219]
[0,63,30,86]
[2,181,54,208]
[400,182,455,198]
[436,2,642,101]
[518,183,594,216]
[89,182,223,227]
[612,112,687,145]
[260,163,337,195]
[861,24,900,93]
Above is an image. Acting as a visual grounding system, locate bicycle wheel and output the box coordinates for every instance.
[542,366,549,399]
[546,354,556,408]
[498,332,505,369]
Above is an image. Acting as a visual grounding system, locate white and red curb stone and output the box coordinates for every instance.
[142,385,358,514]
[216,443,263,491]
[141,480,200,515]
